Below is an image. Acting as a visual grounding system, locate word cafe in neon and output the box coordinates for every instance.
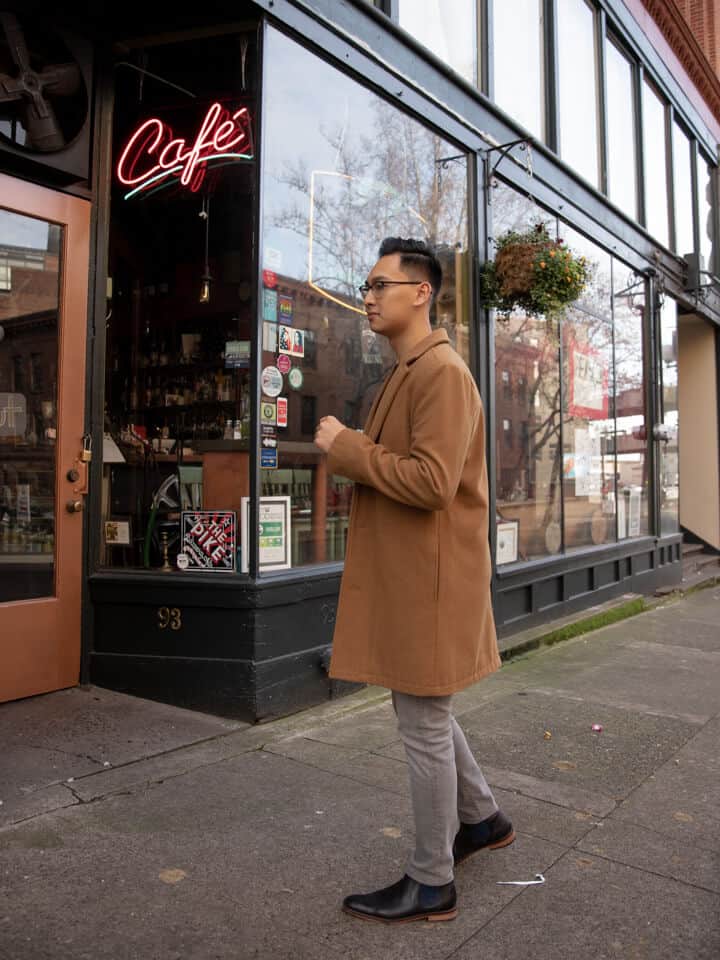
[1,3,718,721]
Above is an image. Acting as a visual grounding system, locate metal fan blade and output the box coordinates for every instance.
[40,61,80,97]
[25,95,65,151]
[0,71,24,103]
[0,12,31,74]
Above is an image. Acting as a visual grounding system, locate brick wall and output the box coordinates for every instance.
[674,0,720,75]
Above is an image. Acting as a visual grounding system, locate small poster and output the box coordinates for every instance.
[261,424,276,437]
[261,447,278,469]
[261,400,277,425]
[263,288,278,323]
[261,365,283,398]
[496,520,519,565]
[262,269,278,289]
[262,436,277,449]
[288,367,304,390]
[104,519,131,546]
[241,496,292,572]
[263,322,278,353]
[16,484,31,523]
[278,294,294,324]
[276,354,291,374]
[225,340,250,368]
[276,396,288,428]
[278,325,304,357]
[180,511,236,572]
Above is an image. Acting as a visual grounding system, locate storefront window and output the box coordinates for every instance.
[492,0,544,139]
[672,121,694,256]
[493,186,562,563]
[101,28,259,573]
[0,211,61,599]
[659,296,679,535]
[605,38,637,219]
[697,152,715,276]
[398,0,477,85]
[493,184,652,565]
[612,261,649,539]
[642,80,669,248]
[560,227,616,552]
[261,27,470,570]
[557,0,600,187]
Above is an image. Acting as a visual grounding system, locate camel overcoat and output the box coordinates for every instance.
[327,328,501,696]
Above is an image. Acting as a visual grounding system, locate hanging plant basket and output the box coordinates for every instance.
[480,223,590,319]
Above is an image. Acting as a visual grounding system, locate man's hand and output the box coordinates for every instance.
[314,416,345,453]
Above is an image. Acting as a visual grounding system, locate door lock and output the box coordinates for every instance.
[66,468,80,483]
[80,434,93,463]
[66,499,83,514]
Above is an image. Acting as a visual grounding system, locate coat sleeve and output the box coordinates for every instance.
[327,360,480,511]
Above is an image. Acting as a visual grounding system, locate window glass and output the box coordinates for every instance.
[0,211,61,599]
[642,81,669,247]
[557,0,600,187]
[492,0,544,139]
[659,296,679,535]
[672,121,694,256]
[605,39,637,219]
[697,152,715,276]
[612,261,649,539]
[493,186,562,564]
[559,226,616,551]
[102,29,259,573]
[261,27,470,570]
[399,0,477,85]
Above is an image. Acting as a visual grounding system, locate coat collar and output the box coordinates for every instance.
[364,327,450,441]
[399,327,450,367]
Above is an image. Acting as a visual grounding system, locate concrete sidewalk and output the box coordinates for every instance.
[1,587,719,959]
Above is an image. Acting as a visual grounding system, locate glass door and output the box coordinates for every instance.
[0,174,90,702]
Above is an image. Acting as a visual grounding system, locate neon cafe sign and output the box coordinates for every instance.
[116,102,254,200]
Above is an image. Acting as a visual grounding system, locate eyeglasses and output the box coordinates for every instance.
[358,280,423,297]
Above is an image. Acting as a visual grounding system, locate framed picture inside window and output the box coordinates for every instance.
[496,519,519,565]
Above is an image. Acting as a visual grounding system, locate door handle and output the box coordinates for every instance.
[66,499,83,514]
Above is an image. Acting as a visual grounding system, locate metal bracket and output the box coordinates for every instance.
[481,137,533,195]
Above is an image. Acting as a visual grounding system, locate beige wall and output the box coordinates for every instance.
[678,315,720,549]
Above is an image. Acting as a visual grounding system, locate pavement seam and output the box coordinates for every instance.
[443,843,571,959]
[567,838,720,895]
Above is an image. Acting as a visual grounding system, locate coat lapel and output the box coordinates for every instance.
[365,328,450,442]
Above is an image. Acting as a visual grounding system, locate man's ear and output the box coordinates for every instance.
[415,281,433,307]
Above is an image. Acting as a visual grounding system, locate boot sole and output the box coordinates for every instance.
[454,828,516,866]
[342,905,458,924]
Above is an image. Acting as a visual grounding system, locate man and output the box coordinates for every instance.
[314,237,514,925]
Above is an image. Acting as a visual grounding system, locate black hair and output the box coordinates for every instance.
[378,237,442,299]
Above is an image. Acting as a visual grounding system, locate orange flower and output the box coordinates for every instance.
[540,261,546,269]
[549,250,556,258]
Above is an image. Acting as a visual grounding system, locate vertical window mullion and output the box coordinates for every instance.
[597,7,609,196]
[636,63,646,228]
[666,104,676,253]
[481,0,492,98]
[690,138,701,270]
[545,0,559,152]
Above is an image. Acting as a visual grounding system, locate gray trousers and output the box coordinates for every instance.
[392,691,498,886]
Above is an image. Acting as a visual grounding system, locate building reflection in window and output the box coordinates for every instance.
[560,226,616,552]
[261,27,470,569]
[493,183,650,565]
[612,262,649,540]
[659,296,679,535]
